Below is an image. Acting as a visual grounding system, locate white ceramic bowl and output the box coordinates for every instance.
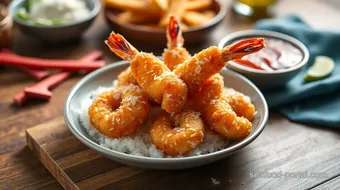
[64,61,268,170]
[219,30,309,89]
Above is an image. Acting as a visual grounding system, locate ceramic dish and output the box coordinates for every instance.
[218,30,309,89]
[9,0,100,43]
[64,61,268,170]
[104,0,226,46]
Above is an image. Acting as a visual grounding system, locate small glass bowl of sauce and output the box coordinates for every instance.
[219,30,309,88]
[233,38,304,71]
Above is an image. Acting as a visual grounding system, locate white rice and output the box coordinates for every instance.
[211,177,221,185]
[76,83,229,158]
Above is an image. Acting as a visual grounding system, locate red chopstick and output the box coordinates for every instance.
[13,51,104,105]
[0,52,105,71]
[19,67,50,80]
[0,49,50,80]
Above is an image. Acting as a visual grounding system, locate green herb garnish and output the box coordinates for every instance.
[16,7,29,20]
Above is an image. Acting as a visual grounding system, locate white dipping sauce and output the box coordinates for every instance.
[29,0,89,22]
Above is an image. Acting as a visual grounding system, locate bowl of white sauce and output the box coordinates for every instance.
[9,0,100,43]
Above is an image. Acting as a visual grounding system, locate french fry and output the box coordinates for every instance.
[159,0,187,27]
[105,0,163,16]
[117,11,159,24]
[203,10,216,18]
[185,0,212,11]
[153,0,169,11]
[180,22,189,31]
[182,10,216,26]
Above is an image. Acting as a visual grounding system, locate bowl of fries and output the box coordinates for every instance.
[104,0,226,46]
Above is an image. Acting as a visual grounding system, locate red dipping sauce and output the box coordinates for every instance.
[232,38,303,71]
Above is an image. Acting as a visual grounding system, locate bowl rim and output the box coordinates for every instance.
[64,60,268,164]
[218,30,310,75]
[8,0,101,28]
[104,0,227,34]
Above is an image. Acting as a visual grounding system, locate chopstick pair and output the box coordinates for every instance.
[0,49,50,80]
[7,50,105,105]
[0,49,105,71]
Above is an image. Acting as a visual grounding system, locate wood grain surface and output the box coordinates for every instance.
[26,116,340,190]
[1,0,340,189]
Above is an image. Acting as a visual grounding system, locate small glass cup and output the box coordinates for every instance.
[233,0,277,19]
[0,4,13,49]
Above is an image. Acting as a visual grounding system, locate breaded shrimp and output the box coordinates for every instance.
[173,38,266,96]
[117,66,137,86]
[117,17,189,87]
[88,84,150,138]
[189,74,252,140]
[162,16,191,71]
[222,89,255,121]
[106,32,188,113]
[150,110,204,156]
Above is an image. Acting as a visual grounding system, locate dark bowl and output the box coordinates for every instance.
[104,0,226,46]
[9,0,101,43]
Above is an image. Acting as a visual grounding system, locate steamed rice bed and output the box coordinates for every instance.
[78,84,231,158]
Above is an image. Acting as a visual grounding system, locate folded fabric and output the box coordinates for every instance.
[255,15,340,127]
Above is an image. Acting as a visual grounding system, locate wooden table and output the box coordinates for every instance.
[1,0,340,189]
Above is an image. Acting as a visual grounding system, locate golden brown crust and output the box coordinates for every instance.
[88,85,150,138]
[117,66,137,86]
[222,89,255,121]
[150,110,204,156]
[163,47,191,71]
[174,46,225,97]
[130,53,187,113]
[188,74,252,140]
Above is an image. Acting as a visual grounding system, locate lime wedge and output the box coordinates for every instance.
[304,56,335,81]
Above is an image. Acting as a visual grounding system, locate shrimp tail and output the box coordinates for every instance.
[166,16,184,48]
[222,38,266,62]
[105,32,139,61]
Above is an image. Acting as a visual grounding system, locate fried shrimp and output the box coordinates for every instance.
[162,16,191,71]
[173,38,266,96]
[106,32,188,113]
[117,17,189,87]
[117,66,137,86]
[189,74,252,140]
[222,89,255,121]
[88,84,150,138]
[150,110,204,156]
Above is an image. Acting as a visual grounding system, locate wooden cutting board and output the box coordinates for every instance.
[26,116,339,190]
[26,117,146,190]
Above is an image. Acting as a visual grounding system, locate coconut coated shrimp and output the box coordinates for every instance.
[106,32,188,113]
[162,16,191,71]
[88,84,150,138]
[222,89,255,121]
[118,16,189,87]
[150,110,204,156]
[173,38,265,96]
[117,66,137,86]
[189,74,252,140]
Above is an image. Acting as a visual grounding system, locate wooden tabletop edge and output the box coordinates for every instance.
[26,126,79,190]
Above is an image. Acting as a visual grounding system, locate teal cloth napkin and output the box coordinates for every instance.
[254,15,340,127]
